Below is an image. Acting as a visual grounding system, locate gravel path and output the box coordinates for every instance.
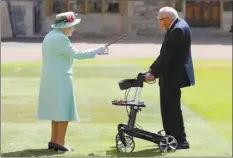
[1,35,232,63]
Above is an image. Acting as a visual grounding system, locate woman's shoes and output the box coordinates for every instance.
[54,144,73,151]
[48,142,55,149]
[48,142,72,151]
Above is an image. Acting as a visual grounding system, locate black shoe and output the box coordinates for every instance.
[54,144,73,151]
[48,142,55,149]
[177,141,190,150]
[175,137,190,150]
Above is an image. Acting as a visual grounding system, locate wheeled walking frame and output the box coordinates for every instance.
[111,72,178,153]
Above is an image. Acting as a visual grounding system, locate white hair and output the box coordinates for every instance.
[158,6,179,20]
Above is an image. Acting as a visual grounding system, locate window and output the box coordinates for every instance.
[86,0,102,13]
[52,0,67,13]
[175,0,183,12]
[45,0,120,16]
[69,0,85,13]
[223,1,232,11]
[106,0,119,13]
[86,0,119,13]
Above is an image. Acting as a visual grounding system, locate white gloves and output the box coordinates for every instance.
[85,45,109,56]
[94,46,109,55]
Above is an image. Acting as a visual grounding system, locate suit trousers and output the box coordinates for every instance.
[159,84,186,142]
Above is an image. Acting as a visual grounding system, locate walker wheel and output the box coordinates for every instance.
[115,133,132,142]
[116,135,135,153]
[115,133,120,142]
[159,135,178,153]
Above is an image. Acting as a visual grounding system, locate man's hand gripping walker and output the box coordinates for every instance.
[111,72,178,153]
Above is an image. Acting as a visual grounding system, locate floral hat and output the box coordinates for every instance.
[51,11,81,29]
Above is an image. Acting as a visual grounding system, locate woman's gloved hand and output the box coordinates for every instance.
[96,45,109,55]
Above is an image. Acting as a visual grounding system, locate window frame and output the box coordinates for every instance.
[45,0,121,16]
[223,0,232,11]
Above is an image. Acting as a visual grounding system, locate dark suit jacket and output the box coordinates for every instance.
[149,18,195,88]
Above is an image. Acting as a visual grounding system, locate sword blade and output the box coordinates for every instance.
[105,32,129,47]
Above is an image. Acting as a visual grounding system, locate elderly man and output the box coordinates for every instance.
[37,12,108,151]
[145,7,195,150]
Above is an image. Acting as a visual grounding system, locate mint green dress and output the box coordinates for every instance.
[37,29,103,122]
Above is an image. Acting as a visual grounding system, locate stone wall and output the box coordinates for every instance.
[39,0,182,36]
[130,0,178,35]
[2,0,231,38]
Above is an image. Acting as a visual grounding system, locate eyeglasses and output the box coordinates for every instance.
[158,17,169,21]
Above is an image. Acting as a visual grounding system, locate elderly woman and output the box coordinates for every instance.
[37,11,108,151]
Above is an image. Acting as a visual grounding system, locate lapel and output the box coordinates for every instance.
[160,18,180,53]
[169,18,180,32]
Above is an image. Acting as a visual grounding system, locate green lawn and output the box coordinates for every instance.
[1,58,232,157]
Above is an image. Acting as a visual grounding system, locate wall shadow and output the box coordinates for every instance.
[1,32,232,46]
[1,148,65,157]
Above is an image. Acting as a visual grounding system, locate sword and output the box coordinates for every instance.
[105,32,130,47]
[102,32,132,55]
